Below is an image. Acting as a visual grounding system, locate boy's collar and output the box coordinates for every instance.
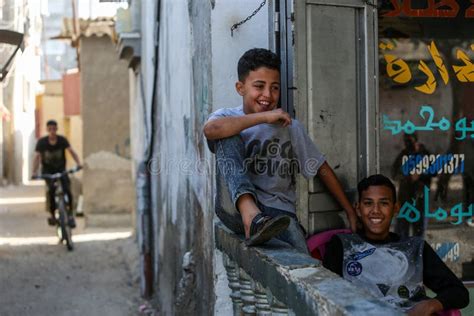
[357,231,400,244]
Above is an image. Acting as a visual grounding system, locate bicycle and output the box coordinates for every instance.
[34,166,82,251]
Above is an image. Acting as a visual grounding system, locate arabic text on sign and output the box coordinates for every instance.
[381,41,474,95]
[398,185,473,225]
[383,0,474,18]
[383,105,474,140]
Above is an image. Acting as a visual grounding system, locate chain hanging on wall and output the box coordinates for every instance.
[364,0,378,9]
[230,0,267,37]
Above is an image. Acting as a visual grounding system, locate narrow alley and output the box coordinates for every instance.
[0,184,141,316]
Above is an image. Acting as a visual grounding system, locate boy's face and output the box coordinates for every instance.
[235,67,280,114]
[356,185,399,241]
[47,124,58,137]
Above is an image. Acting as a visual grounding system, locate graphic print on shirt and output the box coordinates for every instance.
[339,234,425,310]
[243,138,299,181]
[346,247,376,276]
[348,247,376,261]
[43,148,66,171]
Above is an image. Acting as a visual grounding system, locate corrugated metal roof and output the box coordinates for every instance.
[51,17,116,45]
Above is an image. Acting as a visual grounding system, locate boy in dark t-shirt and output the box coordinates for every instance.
[33,120,81,226]
[35,134,70,174]
[323,174,469,314]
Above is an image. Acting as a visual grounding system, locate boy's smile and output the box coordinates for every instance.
[235,67,280,114]
[356,185,399,241]
[47,125,58,137]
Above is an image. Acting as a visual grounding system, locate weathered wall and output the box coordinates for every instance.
[0,0,41,185]
[211,1,270,313]
[149,0,214,314]
[128,0,155,177]
[80,35,134,227]
[2,48,39,185]
[211,0,269,111]
[66,115,83,170]
[39,80,65,136]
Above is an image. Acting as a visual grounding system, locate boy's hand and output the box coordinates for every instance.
[263,109,292,127]
[347,209,358,233]
[407,299,443,316]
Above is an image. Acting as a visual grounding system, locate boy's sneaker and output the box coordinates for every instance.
[47,217,57,226]
[245,213,290,247]
[68,217,76,228]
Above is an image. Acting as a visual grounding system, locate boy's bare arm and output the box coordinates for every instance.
[203,109,291,140]
[66,147,82,166]
[32,151,41,176]
[317,162,357,232]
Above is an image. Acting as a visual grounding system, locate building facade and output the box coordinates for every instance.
[117,0,473,314]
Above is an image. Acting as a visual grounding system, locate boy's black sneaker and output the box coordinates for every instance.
[68,217,76,228]
[245,213,290,247]
[47,217,57,226]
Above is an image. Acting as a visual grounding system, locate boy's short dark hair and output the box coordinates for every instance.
[46,120,58,127]
[358,174,397,203]
[237,48,281,81]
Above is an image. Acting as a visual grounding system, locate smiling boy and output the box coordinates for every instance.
[204,48,357,253]
[323,174,469,314]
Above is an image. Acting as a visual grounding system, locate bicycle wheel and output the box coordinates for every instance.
[58,198,74,251]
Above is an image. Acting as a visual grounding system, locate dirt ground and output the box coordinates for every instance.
[0,184,144,316]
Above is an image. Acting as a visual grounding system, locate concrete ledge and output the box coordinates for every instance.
[117,32,141,70]
[215,222,403,315]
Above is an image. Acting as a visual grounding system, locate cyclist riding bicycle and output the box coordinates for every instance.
[32,120,82,228]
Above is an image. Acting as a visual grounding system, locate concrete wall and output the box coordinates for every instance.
[80,35,133,226]
[39,80,65,136]
[211,0,269,111]
[130,0,272,313]
[146,0,215,314]
[128,0,155,177]
[66,115,83,170]
[3,47,40,185]
[211,1,270,313]
[0,0,42,185]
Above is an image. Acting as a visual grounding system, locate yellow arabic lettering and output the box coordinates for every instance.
[379,42,395,50]
[427,41,449,84]
[415,60,436,94]
[452,48,474,82]
[382,41,474,94]
[385,54,412,84]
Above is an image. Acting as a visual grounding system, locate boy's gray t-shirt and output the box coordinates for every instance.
[208,106,326,213]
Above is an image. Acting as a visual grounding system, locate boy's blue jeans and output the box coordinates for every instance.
[213,135,309,254]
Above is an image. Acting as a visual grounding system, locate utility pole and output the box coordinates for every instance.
[71,0,80,69]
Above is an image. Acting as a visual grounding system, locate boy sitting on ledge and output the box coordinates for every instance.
[204,48,357,253]
[323,174,469,314]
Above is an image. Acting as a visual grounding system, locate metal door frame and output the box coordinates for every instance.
[272,0,379,230]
